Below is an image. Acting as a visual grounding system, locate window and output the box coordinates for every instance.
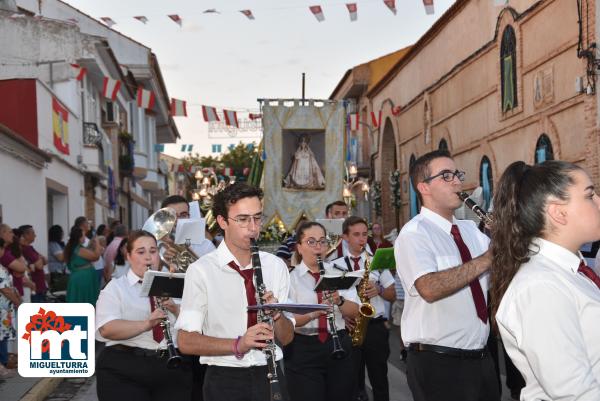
[409,154,420,218]
[500,25,518,112]
[212,144,222,153]
[438,138,449,151]
[228,144,235,151]
[479,156,493,210]
[535,134,554,164]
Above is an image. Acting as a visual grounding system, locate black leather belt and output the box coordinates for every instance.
[109,344,168,358]
[408,343,487,359]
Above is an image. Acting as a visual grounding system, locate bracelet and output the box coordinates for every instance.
[233,336,245,360]
[337,296,345,307]
[377,285,384,296]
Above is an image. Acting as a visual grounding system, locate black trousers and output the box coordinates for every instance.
[353,319,390,401]
[203,362,288,401]
[406,348,500,401]
[284,332,354,401]
[96,346,192,401]
[190,356,207,401]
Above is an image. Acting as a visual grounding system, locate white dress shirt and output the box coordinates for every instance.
[394,206,490,350]
[175,241,293,367]
[96,269,176,350]
[289,260,360,335]
[331,253,395,319]
[496,238,600,401]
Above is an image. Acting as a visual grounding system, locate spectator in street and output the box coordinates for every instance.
[65,227,102,306]
[105,220,121,247]
[94,225,108,287]
[47,225,67,291]
[0,238,19,378]
[111,238,130,279]
[19,225,48,302]
[73,216,92,246]
[367,222,393,252]
[103,224,127,283]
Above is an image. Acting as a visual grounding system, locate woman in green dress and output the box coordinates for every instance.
[65,227,103,305]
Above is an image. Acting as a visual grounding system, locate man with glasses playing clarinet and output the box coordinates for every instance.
[394,150,500,401]
[176,182,294,401]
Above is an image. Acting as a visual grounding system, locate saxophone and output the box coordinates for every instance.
[350,255,376,347]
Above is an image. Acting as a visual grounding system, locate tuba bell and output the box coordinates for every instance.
[143,207,198,272]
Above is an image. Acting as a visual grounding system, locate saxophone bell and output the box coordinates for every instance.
[350,251,376,348]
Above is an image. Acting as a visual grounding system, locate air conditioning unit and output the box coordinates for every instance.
[104,101,119,124]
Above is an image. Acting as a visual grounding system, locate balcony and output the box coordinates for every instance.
[82,122,107,177]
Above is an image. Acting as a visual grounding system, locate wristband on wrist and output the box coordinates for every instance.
[233,336,245,360]
[337,296,345,307]
[377,285,384,296]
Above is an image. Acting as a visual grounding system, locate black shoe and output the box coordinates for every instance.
[401,349,407,362]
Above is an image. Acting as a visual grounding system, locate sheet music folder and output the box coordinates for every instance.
[314,270,363,292]
[370,247,396,271]
[140,270,185,298]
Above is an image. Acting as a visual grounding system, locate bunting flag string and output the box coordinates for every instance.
[202,105,220,122]
[346,3,358,21]
[133,16,148,24]
[136,87,156,109]
[170,98,187,117]
[70,63,87,81]
[102,77,121,101]
[168,14,182,27]
[348,113,360,130]
[240,10,255,20]
[371,111,382,128]
[383,0,397,15]
[248,113,262,120]
[224,109,239,128]
[423,0,435,14]
[309,5,325,22]
[100,17,116,27]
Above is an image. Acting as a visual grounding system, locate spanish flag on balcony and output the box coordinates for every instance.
[52,98,70,155]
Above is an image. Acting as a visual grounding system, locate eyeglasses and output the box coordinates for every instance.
[228,214,264,228]
[302,238,329,248]
[423,169,465,183]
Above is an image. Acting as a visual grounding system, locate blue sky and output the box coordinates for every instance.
[66,0,455,156]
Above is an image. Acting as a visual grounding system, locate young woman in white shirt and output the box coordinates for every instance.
[491,160,600,401]
[95,230,191,401]
[285,221,359,401]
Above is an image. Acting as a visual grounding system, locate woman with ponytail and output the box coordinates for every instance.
[491,160,600,400]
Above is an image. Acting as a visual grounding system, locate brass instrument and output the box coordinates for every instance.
[250,239,283,401]
[457,191,493,226]
[324,234,343,259]
[143,207,198,272]
[316,255,347,360]
[350,254,376,347]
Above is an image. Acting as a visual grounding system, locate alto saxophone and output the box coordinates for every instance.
[350,255,376,347]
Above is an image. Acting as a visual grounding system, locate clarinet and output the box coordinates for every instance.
[316,255,347,360]
[457,191,493,226]
[249,238,283,401]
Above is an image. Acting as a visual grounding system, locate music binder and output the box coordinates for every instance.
[370,247,396,271]
[314,270,363,292]
[140,270,185,298]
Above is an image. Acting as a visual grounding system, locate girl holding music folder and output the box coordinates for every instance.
[285,221,360,401]
[95,230,191,401]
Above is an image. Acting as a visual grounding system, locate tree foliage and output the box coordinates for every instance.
[181,141,257,178]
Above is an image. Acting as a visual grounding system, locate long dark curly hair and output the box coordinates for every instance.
[489,160,581,331]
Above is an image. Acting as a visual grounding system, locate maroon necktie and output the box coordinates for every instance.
[351,257,361,271]
[450,225,488,323]
[148,297,165,343]
[578,261,600,290]
[309,271,329,343]
[228,261,258,328]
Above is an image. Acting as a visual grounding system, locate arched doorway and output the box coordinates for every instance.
[535,134,554,164]
[380,118,398,232]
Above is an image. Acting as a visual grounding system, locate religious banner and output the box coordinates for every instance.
[52,98,70,155]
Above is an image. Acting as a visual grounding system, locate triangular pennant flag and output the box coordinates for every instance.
[168,14,182,27]
[371,111,382,128]
[423,0,435,14]
[170,99,187,117]
[383,0,397,15]
[202,105,220,122]
[102,77,121,101]
[348,113,360,130]
[133,16,148,24]
[203,9,220,14]
[346,3,358,21]
[309,5,325,22]
[100,17,116,27]
[249,113,262,120]
[70,64,87,81]
[240,10,255,20]
[136,87,155,109]
[224,110,239,128]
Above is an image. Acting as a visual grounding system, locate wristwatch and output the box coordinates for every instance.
[337,296,345,307]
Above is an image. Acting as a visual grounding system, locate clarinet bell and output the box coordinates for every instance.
[167,352,183,369]
[330,338,347,360]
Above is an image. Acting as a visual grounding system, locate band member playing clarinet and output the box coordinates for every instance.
[285,221,359,401]
[394,150,500,401]
[176,183,294,401]
[95,230,191,401]
[491,161,600,400]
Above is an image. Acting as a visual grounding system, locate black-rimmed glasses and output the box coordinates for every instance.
[228,214,264,228]
[423,169,465,183]
[301,238,329,248]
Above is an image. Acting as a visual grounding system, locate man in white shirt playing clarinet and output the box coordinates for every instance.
[176,183,294,401]
[394,150,500,401]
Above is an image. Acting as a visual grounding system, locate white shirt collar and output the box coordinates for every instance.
[420,206,457,234]
[126,269,144,286]
[531,237,584,274]
[216,240,251,271]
